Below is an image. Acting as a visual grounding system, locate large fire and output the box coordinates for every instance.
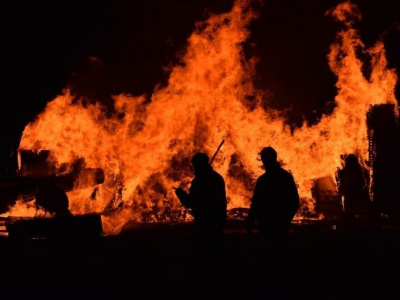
[3,0,398,235]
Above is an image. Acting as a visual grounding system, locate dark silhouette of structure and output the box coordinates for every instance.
[367,104,400,223]
[246,146,299,251]
[336,154,371,219]
[35,176,72,217]
[174,152,227,256]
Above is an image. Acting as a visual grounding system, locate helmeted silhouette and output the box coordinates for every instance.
[247,147,299,250]
[174,152,227,255]
[35,177,72,217]
[337,154,371,219]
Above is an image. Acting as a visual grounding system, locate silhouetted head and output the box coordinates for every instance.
[36,176,56,190]
[345,154,359,168]
[192,152,211,175]
[260,147,279,170]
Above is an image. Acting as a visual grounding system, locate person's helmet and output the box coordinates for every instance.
[192,152,209,168]
[260,146,277,163]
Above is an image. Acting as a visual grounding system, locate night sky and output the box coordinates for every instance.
[2,0,399,176]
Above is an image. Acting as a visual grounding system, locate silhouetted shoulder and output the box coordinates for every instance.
[281,168,295,180]
[257,172,268,181]
[212,170,225,182]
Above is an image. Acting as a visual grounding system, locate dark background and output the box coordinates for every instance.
[1,0,399,177]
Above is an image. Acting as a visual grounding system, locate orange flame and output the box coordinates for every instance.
[6,0,397,235]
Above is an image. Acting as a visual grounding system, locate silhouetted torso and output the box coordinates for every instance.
[338,154,370,218]
[186,166,227,237]
[175,156,227,255]
[248,162,299,238]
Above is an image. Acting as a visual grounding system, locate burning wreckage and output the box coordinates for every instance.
[0,150,104,239]
[0,103,399,240]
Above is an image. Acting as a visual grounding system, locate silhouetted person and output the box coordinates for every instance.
[337,154,371,220]
[246,147,299,252]
[174,152,227,257]
[35,177,72,217]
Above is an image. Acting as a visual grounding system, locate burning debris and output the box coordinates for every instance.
[0,149,105,238]
[0,150,105,214]
[312,176,342,220]
[1,0,398,235]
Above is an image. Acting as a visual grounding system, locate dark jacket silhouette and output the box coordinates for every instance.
[337,154,370,217]
[35,177,72,217]
[247,147,299,240]
[175,152,227,253]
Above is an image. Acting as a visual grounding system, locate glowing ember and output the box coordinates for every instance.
[4,0,397,235]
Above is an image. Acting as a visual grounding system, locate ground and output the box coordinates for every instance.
[0,217,399,299]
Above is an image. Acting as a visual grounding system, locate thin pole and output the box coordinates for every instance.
[209,139,225,165]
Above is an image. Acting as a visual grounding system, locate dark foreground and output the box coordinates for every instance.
[0,218,399,300]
